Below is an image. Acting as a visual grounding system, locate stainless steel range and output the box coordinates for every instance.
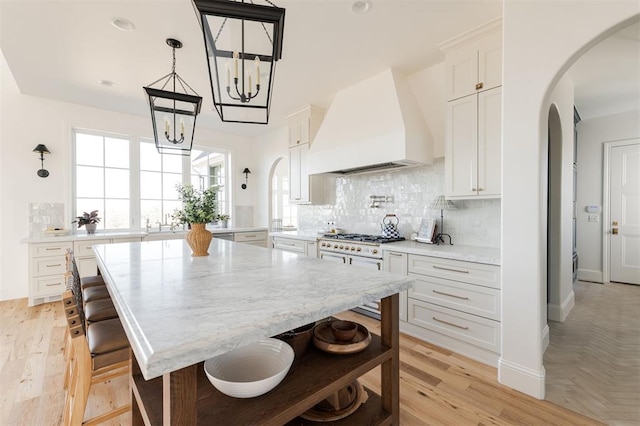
[318,233,404,319]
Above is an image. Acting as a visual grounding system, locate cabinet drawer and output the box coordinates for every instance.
[34,257,67,277]
[234,231,267,242]
[32,242,73,258]
[408,255,500,289]
[408,299,500,352]
[408,273,500,321]
[73,239,110,257]
[273,238,306,254]
[34,276,66,297]
[243,240,267,247]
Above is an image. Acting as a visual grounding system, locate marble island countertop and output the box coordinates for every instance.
[269,230,321,242]
[93,238,414,380]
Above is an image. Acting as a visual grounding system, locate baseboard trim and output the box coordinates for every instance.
[577,269,603,283]
[547,290,575,322]
[498,358,546,399]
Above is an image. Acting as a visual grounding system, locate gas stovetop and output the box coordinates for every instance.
[321,233,405,244]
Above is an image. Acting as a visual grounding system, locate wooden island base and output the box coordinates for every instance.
[130,295,399,425]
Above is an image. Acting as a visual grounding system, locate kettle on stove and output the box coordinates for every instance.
[380,214,400,239]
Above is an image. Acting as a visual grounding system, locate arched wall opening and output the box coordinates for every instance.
[546,104,563,321]
[500,2,640,399]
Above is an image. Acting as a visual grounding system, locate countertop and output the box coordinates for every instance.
[21,226,267,244]
[381,241,501,266]
[94,238,414,380]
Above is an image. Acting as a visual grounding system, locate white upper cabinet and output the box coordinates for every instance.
[286,105,334,205]
[443,26,502,101]
[441,18,502,200]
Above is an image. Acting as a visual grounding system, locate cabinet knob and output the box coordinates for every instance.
[471,187,477,191]
[475,82,484,90]
[478,187,484,191]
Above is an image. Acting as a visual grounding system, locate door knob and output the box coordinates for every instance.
[612,228,619,235]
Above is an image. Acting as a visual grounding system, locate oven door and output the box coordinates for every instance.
[348,255,382,320]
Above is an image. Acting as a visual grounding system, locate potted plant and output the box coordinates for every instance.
[73,210,101,234]
[173,184,218,256]
[217,214,230,228]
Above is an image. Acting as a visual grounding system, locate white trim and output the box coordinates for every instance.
[542,324,549,354]
[547,290,575,322]
[498,358,546,399]
[603,138,640,283]
[437,16,502,52]
[577,269,603,283]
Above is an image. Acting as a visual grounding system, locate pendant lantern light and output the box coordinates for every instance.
[193,0,285,124]
[144,38,202,156]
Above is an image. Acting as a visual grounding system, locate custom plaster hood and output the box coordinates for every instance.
[308,68,433,175]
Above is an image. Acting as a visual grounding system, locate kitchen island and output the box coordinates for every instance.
[94,238,414,425]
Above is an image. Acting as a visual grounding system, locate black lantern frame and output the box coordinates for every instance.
[144,38,202,156]
[193,0,285,124]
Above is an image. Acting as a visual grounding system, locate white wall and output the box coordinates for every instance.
[0,52,255,301]
[546,74,577,323]
[501,0,639,398]
[576,109,640,282]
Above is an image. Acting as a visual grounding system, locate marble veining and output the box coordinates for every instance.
[382,241,501,265]
[93,239,414,380]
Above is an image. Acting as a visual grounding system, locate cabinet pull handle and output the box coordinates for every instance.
[475,82,483,90]
[478,187,484,191]
[471,187,477,191]
[46,264,62,267]
[45,247,61,251]
[46,282,61,287]
[388,253,403,257]
[433,316,469,330]
[244,234,256,238]
[432,289,469,300]
[432,265,469,274]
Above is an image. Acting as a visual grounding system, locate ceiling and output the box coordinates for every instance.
[0,0,638,137]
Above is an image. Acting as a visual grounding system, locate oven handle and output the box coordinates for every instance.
[348,257,382,271]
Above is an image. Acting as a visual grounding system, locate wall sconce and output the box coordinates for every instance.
[241,168,251,189]
[33,144,50,178]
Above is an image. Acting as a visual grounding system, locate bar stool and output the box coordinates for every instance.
[62,289,130,425]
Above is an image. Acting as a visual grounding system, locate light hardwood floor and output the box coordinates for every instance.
[545,280,640,425]
[1,298,602,425]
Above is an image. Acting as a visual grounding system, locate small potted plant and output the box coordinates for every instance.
[173,184,218,256]
[217,214,230,228]
[73,210,101,234]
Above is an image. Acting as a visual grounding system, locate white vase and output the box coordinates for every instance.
[85,223,97,234]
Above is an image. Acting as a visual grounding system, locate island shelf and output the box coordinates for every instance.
[130,297,399,425]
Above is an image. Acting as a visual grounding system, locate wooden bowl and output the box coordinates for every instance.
[330,320,358,342]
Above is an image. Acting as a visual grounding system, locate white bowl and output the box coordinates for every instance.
[203,338,294,398]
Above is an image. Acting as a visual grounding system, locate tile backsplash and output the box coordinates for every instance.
[29,202,65,237]
[297,159,501,248]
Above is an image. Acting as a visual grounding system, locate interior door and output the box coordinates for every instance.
[610,142,640,285]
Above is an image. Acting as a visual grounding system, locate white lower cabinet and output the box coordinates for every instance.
[272,236,318,258]
[383,251,408,322]
[234,231,268,247]
[28,241,73,306]
[383,250,501,367]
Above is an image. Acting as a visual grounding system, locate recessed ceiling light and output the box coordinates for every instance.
[111,17,135,31]
[352,0,372,14]
[98,80,116,87]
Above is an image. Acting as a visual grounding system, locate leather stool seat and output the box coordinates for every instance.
[83,285,110,303]
[81,275,105,289]
[86,318,130,370]
[84,298,118,323]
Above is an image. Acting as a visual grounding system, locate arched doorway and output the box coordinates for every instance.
[546,104,563,322]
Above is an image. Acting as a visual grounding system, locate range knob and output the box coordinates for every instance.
[356,247,362,252]
[321,242,326,247]
[350,246,355,251]
[344,245,350,251]
[334,244,339,249]
[372,249,378,254]
[339,245,344,250]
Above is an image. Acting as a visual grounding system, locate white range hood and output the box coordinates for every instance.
[308,68,433,175]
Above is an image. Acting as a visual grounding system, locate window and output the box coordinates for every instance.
[73,130,230,231]
[272,158,297,229]
[75,132,130,231]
